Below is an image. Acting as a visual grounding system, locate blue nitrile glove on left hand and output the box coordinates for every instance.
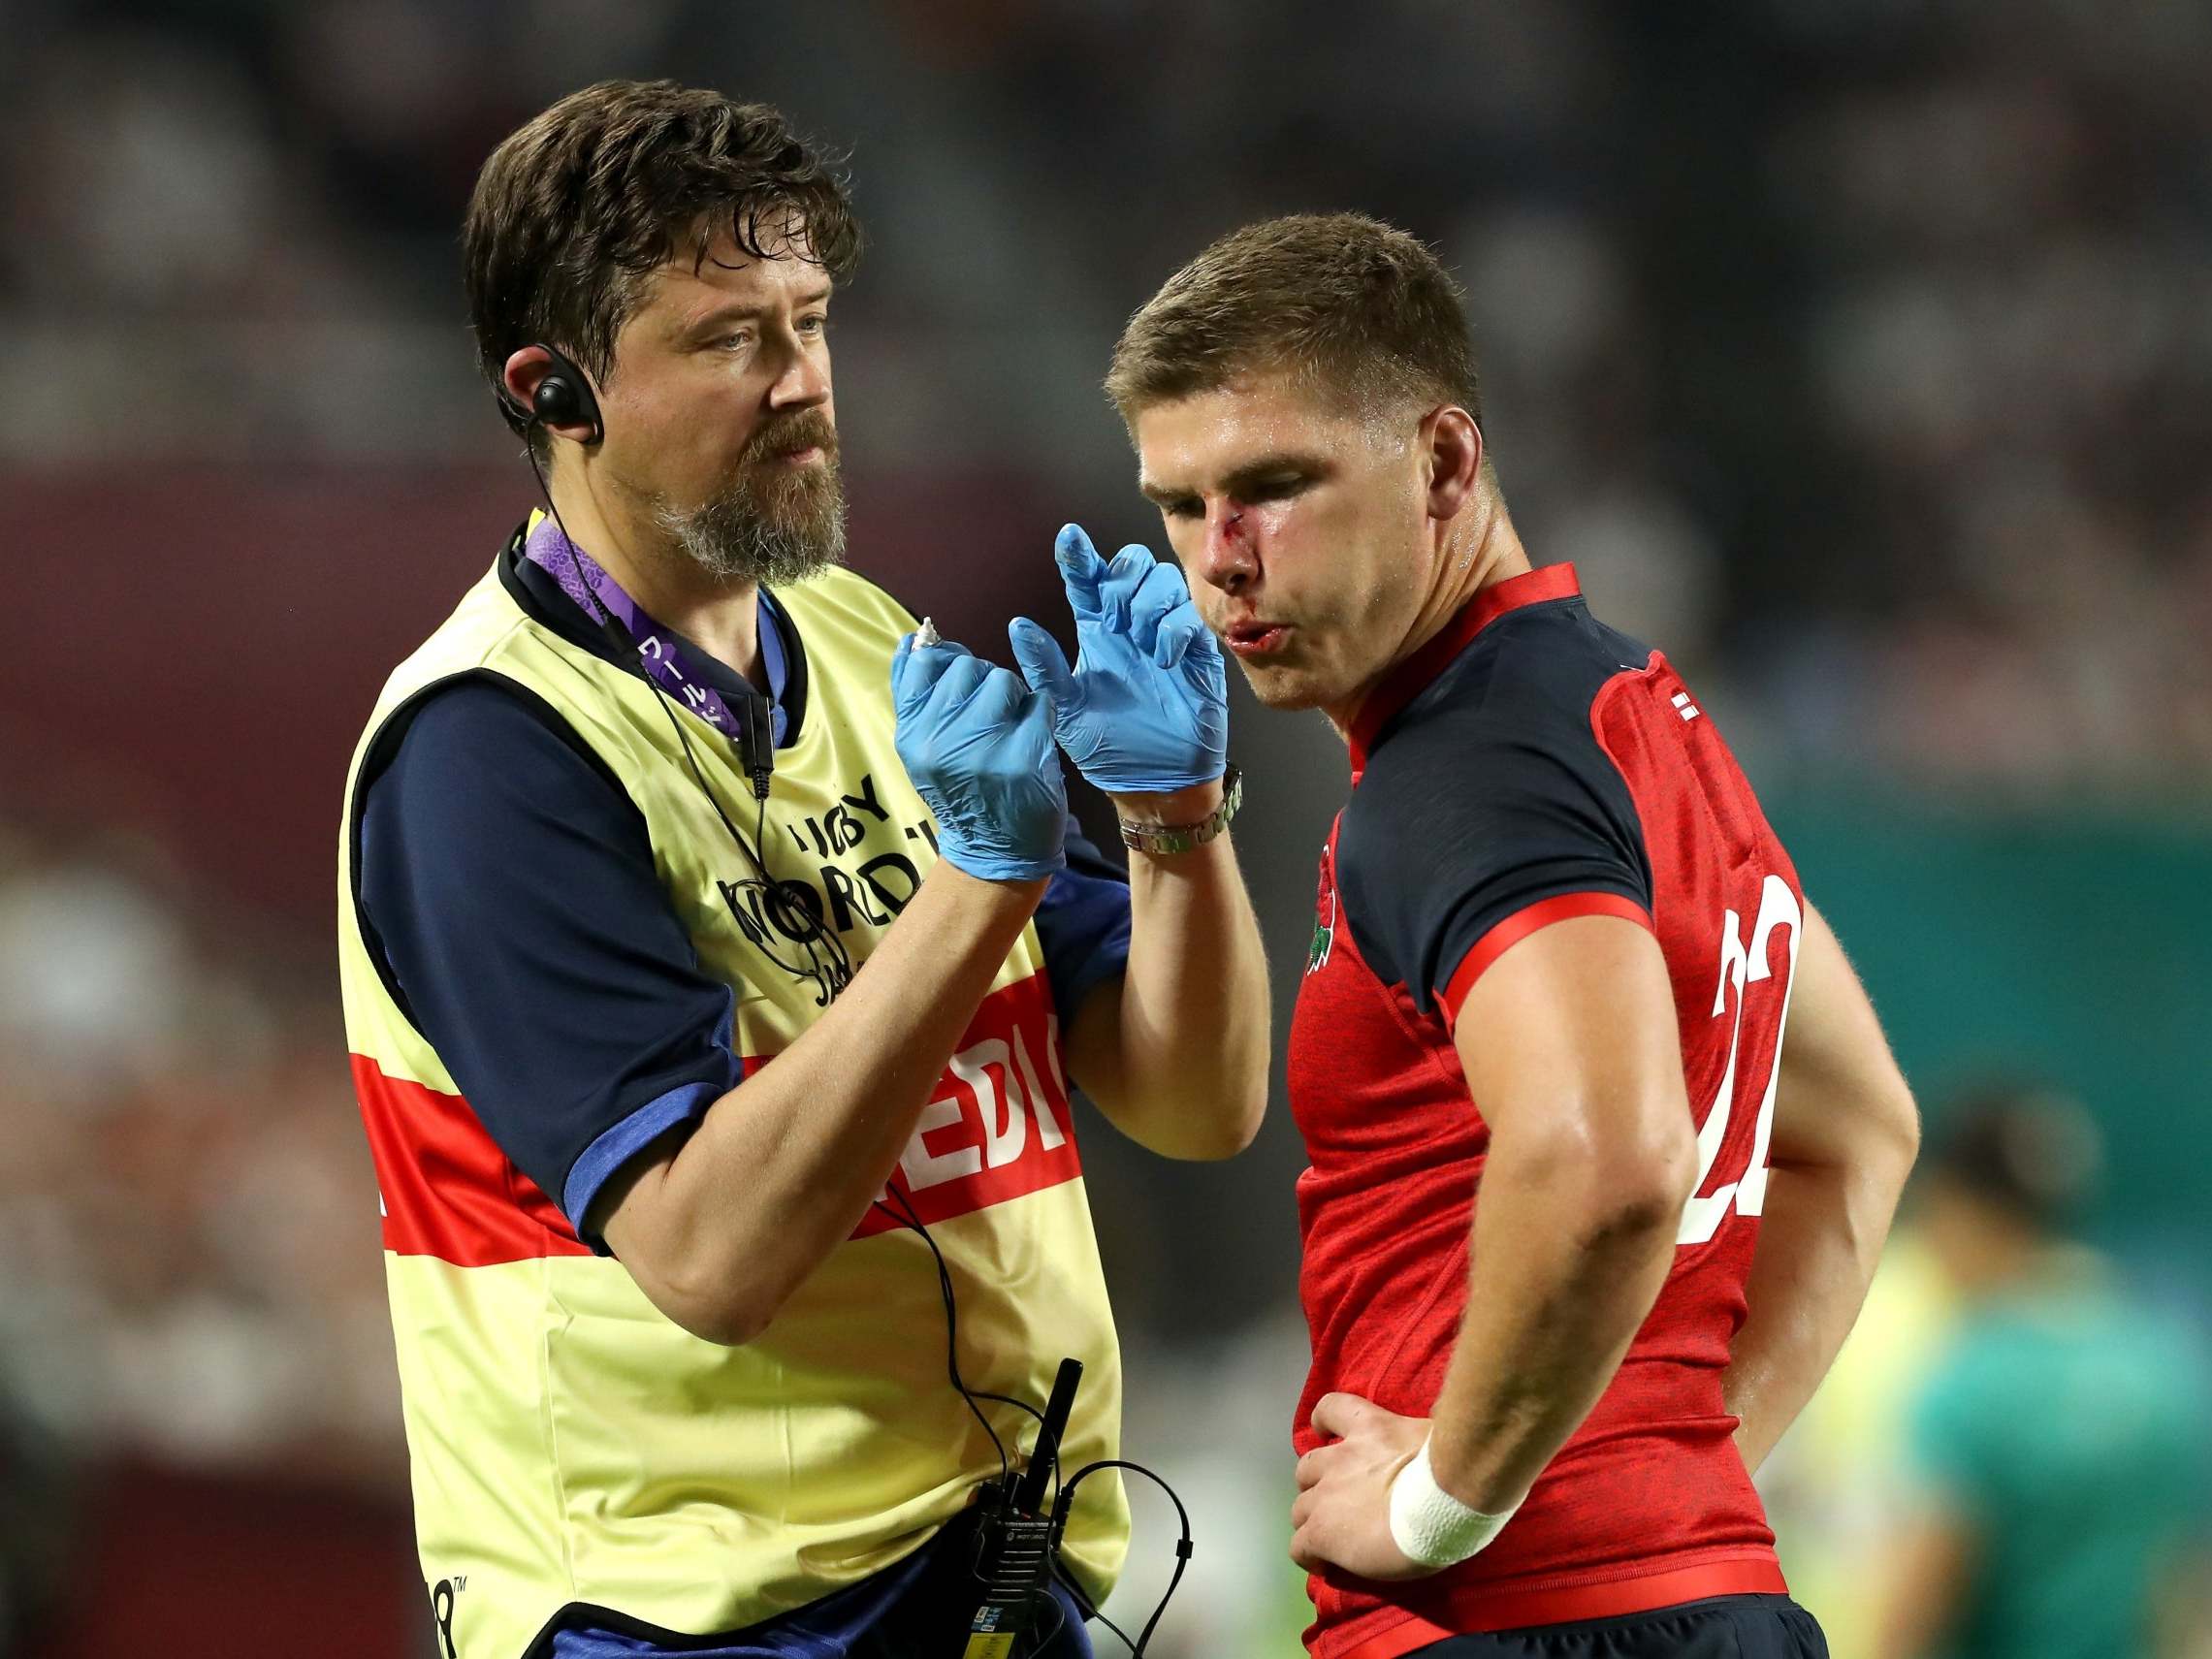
[890,630,1067,883]
[1007,524,1229,797]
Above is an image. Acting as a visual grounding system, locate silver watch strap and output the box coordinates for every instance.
[1117,764,1243,855]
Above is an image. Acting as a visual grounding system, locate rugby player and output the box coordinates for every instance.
[1103,213,1921,1659]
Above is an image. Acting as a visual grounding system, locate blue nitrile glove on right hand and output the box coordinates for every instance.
[890,630,1067,883]
[1007,524,1229,798]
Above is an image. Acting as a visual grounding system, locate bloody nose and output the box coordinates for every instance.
[1200,506,1256,591]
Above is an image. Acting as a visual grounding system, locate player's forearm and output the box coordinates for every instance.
[1722,1149,1910,1472]
[1427,1123,1693,1513]
[1072,785,1269,1159]
[605,862,1045,1343]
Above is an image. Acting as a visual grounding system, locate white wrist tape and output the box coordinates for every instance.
[1387,1436,1519,1569]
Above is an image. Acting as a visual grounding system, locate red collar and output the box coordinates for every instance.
[1346,562,1583,778]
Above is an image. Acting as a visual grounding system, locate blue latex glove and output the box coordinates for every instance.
[890,630,1067,882]
[1007,525,1229,797]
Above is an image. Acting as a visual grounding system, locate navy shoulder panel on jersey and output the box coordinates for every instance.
[1337,598,1656,1016]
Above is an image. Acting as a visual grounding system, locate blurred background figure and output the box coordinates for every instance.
[1875,1087,2212,1659]
[5,2,2212,1656]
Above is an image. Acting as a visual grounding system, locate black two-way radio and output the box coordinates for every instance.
[964,1357,1084,1659]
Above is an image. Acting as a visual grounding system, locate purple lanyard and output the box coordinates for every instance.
[525,517,761,747]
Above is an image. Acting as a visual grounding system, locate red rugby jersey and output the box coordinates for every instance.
[1287,564,1804,1659]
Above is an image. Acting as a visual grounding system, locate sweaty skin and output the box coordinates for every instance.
[1134,372,1523,724]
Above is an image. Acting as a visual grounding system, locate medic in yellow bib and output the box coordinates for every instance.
[336,80,1269,1659]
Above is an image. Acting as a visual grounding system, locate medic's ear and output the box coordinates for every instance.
[499,345,604,445]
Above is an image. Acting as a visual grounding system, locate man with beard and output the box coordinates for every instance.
[1104,214,1920,1659]
[337,82,1267,1659]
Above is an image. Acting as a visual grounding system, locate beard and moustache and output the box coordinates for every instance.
[651,408,848,588]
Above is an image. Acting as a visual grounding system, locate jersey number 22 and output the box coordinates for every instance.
[1678,874,1802,1247]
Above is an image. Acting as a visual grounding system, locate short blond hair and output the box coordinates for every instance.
[1106,212,1481,426]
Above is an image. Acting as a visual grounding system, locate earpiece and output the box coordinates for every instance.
[530,366,601,441]
[499,344,605,445]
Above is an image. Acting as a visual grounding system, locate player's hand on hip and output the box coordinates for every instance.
[1008,525,1228,805]
[890,630,1067,884]
[1290,1392,1437,1582]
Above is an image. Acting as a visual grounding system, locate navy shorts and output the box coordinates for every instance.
[1407,1595,1827,1659]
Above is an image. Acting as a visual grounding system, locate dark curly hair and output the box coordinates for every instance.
[464,80,862,459]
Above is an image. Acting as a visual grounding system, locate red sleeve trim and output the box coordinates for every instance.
[1436,892,1654,1026]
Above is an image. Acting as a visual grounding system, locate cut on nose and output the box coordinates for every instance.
[1199,518,1257,591]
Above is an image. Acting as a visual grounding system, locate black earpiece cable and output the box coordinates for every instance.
[872,1183,1045,1487]
[1051,1459,1193,1658]
[523,443,854,1005]
[526,446,780,860]
[880,1166,1192,1655]
[1027,1584,1070,1652]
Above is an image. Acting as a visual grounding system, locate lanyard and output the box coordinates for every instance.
[524,517,783,747]
[522,518,850,1001]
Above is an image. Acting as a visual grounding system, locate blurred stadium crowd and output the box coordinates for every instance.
[5,1,2211,1654]
[13,0,2212,785]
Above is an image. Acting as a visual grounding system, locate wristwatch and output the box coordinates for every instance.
[1117,764,1243,855]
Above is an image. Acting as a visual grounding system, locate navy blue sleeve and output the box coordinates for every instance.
[1033,813,1132,1026]
[1339,693,1651,1021]
[357,680,741,1247]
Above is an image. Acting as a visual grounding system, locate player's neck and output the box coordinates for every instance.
[1425,495,1533,641]
[545,464,764,688]
[1329,498,1532,737]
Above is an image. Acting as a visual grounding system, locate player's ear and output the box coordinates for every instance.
[1423,405,1484,524]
